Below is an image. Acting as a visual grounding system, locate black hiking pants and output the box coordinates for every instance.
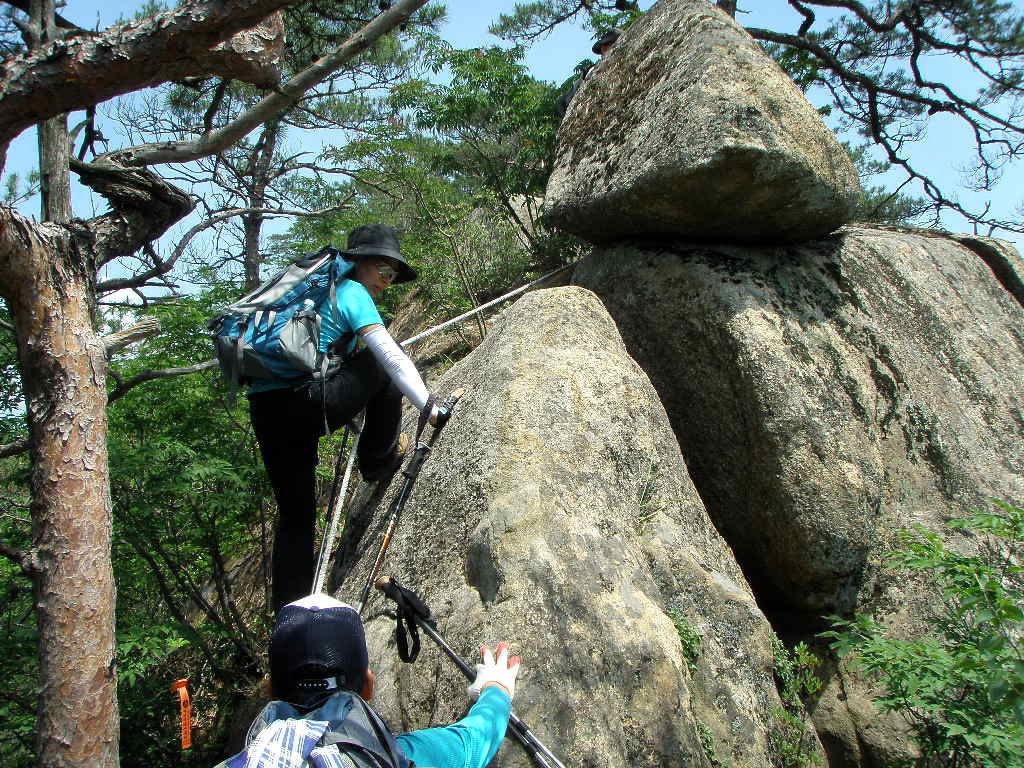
[249,348,402,614]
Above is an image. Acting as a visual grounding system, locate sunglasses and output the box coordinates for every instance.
[377,262,398,282]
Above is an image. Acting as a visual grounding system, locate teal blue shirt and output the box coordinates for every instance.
[318,279,383,356]
[248,279,383,394]
[397,686,512,768]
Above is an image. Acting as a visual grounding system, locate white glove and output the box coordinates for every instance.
[466,642,520,701]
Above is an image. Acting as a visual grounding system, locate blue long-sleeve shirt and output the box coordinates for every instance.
[398,686,511,768]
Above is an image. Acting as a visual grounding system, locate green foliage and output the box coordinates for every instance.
[117,625,188,689]
[843,142,930,226]
[0,314,34,768]
[0,551,36,768]
[489,1,642,43]
[103,303,271,765]
[0,291,279,766]
[2,171,38,207]
[770,636,823,768]
[822,500,1024,767]
[392,42,560,204]
[283,125,566,342]
[696,720,727,768]
[667,608,702,674]
[0,302,25,445]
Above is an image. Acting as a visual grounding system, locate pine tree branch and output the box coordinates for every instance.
[0,437,29,460]
[0,541,25,567]
[102,317,162,357]
[0,0,301,162]
[103,0,430,168]
[106,360,219,404]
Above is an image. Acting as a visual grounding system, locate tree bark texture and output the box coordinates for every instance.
[37,114,73,224]
[242,119,280,291]
[0,212,119,768]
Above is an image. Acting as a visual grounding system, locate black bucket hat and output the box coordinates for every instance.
[342,223,417,284]
[270,595,369,711]
[592,28,622,54]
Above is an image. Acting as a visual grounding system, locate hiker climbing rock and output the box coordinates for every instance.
[214,595,520,768]
[555,28,622,119]
[225,224,441,614]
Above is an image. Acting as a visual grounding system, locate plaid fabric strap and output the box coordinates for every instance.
[238,718,342,768]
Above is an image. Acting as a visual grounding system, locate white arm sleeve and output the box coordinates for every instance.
[362,326,430,411]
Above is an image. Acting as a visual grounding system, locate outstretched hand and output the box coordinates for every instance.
[467,642,521,701]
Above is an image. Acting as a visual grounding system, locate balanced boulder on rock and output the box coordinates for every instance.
[543,0,861,245]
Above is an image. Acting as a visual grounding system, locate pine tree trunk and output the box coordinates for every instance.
[0,218,120,768]
[38,114,72,224]
[242,119,280,291]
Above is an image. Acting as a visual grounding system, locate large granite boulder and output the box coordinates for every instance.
[331,287,808,768]
[543,0,861,245]
[573,225,1024,618]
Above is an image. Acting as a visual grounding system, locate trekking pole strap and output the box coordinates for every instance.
[376,578,569,768]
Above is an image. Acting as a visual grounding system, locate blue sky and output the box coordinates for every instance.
[4,0,1021,250]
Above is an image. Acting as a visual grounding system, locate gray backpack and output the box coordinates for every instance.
[208,245,354,394]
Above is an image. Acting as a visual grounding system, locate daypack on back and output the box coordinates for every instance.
[208,245,354,391]
[217,691,410,768]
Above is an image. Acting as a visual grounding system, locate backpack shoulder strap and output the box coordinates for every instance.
[319,696,410,768]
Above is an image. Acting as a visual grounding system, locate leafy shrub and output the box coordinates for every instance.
[769,636,823,768]
[822,500,1024,767]
[667,608,701,674]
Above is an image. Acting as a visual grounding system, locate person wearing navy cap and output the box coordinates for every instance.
[215,595,521,768]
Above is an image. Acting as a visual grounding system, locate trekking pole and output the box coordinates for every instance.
[375,578,568,768]
[356,389,464,614]
[312,420,363,596]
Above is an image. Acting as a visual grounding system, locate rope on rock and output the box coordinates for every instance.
[398,263,574,349]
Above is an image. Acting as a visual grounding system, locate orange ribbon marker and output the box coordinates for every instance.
[171,678,192,750]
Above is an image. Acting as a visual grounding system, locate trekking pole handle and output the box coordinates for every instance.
[374,580,568,768]
[430,388,464,431]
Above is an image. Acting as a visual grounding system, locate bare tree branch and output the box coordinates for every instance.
[67,155,197,263]
[0,357,220,459]
[0,437,29,459]
[746,8,1024,234]
[101,317,161,357]
[0,541,25,567]
[1,0,81,34]
[106,360,219,404]
[202,80,231,136]
[109,0,430,168]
